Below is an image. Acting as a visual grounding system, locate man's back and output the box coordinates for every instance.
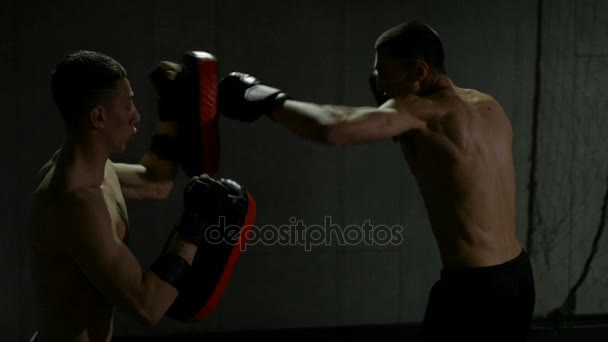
[30,155,127,342]
[398,86,521,269]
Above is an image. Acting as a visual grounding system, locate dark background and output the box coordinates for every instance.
[2,0,608,340]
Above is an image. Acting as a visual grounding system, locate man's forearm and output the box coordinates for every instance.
[268,100,392,145]
[269,100,350,143]
[138,236,197,326]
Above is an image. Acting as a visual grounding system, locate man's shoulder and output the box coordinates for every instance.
[35,186,105,217]
[34,149,61,185]
[67,187,108,215]
[61,189,113,244]
[31,186,109,253]
[453,87,497,105]
[451,87,507,122]
[56,187,112,246]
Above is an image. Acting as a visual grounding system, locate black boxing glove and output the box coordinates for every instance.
[151,174,252,292]
[368,70,389,106]
[218,72,291,123]
[162,174,256,322]
[175,174,248,246]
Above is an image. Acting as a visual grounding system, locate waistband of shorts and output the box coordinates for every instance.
[440,248,530,280]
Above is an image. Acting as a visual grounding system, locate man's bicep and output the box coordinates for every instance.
[65,197,145,312]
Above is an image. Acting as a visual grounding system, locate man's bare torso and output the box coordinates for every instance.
[30,153,129,342]
[398,87,521,269]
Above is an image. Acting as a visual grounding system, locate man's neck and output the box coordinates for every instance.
[420,73,453,96]
[55,133,109,191]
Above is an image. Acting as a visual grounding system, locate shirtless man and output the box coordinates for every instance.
[216,21,535,340]
[29,50,244,341]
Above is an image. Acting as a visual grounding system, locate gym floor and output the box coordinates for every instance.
[113,315,608,341]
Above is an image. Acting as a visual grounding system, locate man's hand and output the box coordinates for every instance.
[174,174,249,246]
[218,72,291,123]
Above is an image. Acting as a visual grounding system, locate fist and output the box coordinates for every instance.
[218,72,291,123]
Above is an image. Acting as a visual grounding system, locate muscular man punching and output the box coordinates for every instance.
[217,21,535,340]
[29,50,252,341]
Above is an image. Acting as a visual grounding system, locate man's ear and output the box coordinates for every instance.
[415,60,430,82]
[88,105,106,129]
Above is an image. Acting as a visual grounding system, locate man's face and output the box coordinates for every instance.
[100,78,140,153]
[373,49,417,99]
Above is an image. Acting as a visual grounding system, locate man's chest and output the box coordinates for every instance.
[101,166,129,242]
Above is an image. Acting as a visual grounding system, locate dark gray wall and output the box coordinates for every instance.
[530,0,608,317]
[3,0,606,340]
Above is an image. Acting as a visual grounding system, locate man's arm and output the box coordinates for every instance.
[217,72,429,145]
[269,99,427,145]
[111,162,174,200]
[63,189,197,326]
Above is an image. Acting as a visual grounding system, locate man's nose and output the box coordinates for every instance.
[133,107,141,124]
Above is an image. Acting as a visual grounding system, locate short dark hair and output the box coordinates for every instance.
[375,21,446,74]
[51,50,127,128]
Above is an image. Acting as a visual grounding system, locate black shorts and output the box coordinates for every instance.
[418,249,535,341]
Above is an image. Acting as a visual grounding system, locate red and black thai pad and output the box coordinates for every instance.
[177,51,220,177]
[166,191,257,322]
